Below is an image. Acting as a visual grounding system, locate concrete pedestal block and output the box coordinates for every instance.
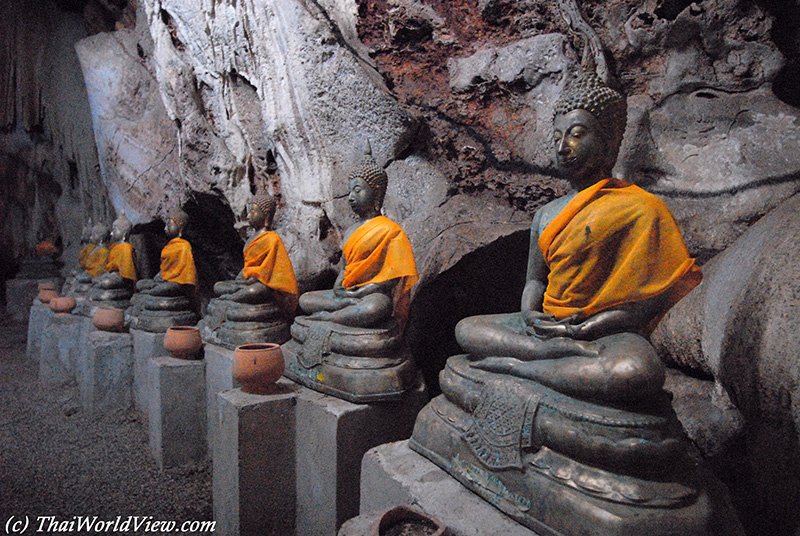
[7,278,58,321]
[213,382,299,536]
[148,357,206,470]
[294,383,428,536]
[360,440,538,536]
[131,328,167,418]
[38,314,91,386]
[77,331,134,412]
[26,303,53,363]
[204,344,240,455]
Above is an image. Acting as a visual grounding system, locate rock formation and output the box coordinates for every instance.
[3,1,800,531]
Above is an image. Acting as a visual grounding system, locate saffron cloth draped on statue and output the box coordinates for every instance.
[107,242,137,282]
[342,215,418,328]
[241,231,299,315]
[160,238,197,286]
[78,244,96,270]
[85,246,109,277]
[539,178,702,323]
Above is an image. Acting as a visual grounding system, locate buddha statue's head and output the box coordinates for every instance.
[90,223,110,245]
[110,213,133,244]
[165,209,189,239]
[553,72,626,188]
[348,149,388,219]
[248,194,276,231]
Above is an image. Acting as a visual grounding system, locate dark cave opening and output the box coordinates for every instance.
[181,192,244,301]
[406,230,529,397]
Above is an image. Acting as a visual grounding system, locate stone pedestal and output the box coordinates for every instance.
[38,313,91,386]
[213,382,299,536]
[26,303,53,363]
[204,343,240,454]
[7,277,60,321]
[77,331,134,412]
[131,328,167,418]
[359,440,538,536]
[147,357,206,470]
[294,384,427,536]
[212,379,427,536]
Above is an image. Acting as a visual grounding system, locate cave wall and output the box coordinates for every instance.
[0,0,112,287]
[6,0,800,290]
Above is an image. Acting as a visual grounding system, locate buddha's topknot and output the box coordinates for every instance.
[348,147,388,208]
[554,72,627,154]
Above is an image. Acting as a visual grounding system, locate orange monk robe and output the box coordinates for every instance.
[342,215,418,328]
[78,244,96,270]
[107,242,137,282]
[85,246,110,277]
[160,238,197,286]
[539,178,702,326]
[241,231,299,316]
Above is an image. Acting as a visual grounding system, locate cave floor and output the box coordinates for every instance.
[0,314,212,532]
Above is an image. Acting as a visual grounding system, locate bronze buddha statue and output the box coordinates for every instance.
[282,148,423,402]
[409,73,737,535]
[88,213,137,314]
[62,221,94,298]
[63,222,109,314]
[128,209,199,333]
[198,194,298,348]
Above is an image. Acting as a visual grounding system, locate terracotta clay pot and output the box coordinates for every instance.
[164,326,203,360]
[374,506,447,536]
[233,343,284,394]
[49,296,77,314]
[38,288,58,304]
[93,307,125,332]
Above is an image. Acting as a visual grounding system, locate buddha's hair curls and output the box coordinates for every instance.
[252,194,276,221]
[169,208,190,231]
[554,71,627,155]
[348,149,388,208]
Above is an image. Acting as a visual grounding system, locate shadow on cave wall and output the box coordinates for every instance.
[127,192,243,303]
[182,192,244,300]
[407,230,529,397]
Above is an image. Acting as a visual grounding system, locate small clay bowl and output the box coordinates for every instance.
[50,296,77,314]
[93,307,125,332]
[38,288,58,304]
[164,326,203,360]
[233,343,284,395]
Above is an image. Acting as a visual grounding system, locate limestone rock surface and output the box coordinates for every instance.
[652,192,800,533]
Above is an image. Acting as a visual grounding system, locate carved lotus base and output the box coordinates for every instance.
[128,292,197,333]
[281,316,423,403]
[409,354,739,536]
[198,299,289,349]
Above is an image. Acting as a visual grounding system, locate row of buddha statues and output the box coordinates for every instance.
[63,146,422,403]
[57,72,735,535]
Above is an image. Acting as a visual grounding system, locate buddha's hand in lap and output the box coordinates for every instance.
[527,314,588,340]
[523,310,556,328]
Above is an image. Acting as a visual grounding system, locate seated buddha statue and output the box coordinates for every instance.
[199,193,299,349]
[129,209,199,333]
[61,221,94,297]
[409,74,737,535]
[282,148,422,403]
[63,222,109,314]
[89,213,137,314]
